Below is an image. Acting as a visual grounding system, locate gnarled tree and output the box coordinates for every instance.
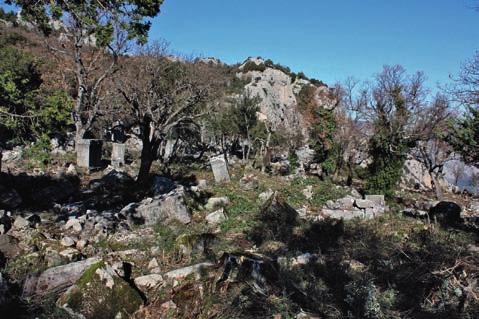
[8,0,163,143]
[357,65,448,196]
[115,46,212,183]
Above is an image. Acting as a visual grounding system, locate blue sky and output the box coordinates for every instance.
[2,0,479,87]
[149,0,479,87]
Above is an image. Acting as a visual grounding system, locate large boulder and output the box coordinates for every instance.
[133,186,191,225]
[22,257,101,297]
[56,262,143,319]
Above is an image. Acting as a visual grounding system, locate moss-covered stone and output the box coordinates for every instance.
[57,262,143,319]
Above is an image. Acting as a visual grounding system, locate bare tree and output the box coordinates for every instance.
[10,0,163,144]
[409,94,452,199]
[335,77,368,185]
[349,65,451,194]
[114,44,213,183]
[449,51,479,106]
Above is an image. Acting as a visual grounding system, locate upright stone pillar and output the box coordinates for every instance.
[76,139,103,169]
[210,155,230,183]
[111,143,126,168]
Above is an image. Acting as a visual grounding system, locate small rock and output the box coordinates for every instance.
[59,248,81,261]
[134,274,163,290]
[45,248,63,267]
[61,236,76,247]
[205,197,230,211]
[66,164,77,176]
[148,258,159,270]
[163,262,215,281]
[13,216,29,229]
[239,174,259,191]
[64,219,83,233]
[76,239,88,251]
[258,189,274,204]
[110,261,126,278]
[205,208,227,225]
[302,186,313,200]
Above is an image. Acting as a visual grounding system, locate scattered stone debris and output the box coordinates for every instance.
[321,195,387,220]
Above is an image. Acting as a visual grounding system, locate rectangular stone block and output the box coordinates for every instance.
[210,155,230,183]
[76,139,103,169]
[111,143,126,168]
[365,195,385,207]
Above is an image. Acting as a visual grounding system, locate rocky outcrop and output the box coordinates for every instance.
[237,57,335,140]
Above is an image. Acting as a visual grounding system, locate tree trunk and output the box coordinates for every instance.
[431,174,443,200]
[137,142,154,184]
[346,155,354,186]
[75,123,86,147]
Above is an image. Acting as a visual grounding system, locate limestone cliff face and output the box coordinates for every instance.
[236,57,336,142]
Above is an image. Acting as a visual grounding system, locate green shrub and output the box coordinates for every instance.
[23,134,52,168]
[241,61,266,73]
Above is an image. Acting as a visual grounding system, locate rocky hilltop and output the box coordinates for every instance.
[236,57,337,141]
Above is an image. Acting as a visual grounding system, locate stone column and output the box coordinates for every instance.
[210,155,230,183]
[76,139,103,169]
[111,143,126,168]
